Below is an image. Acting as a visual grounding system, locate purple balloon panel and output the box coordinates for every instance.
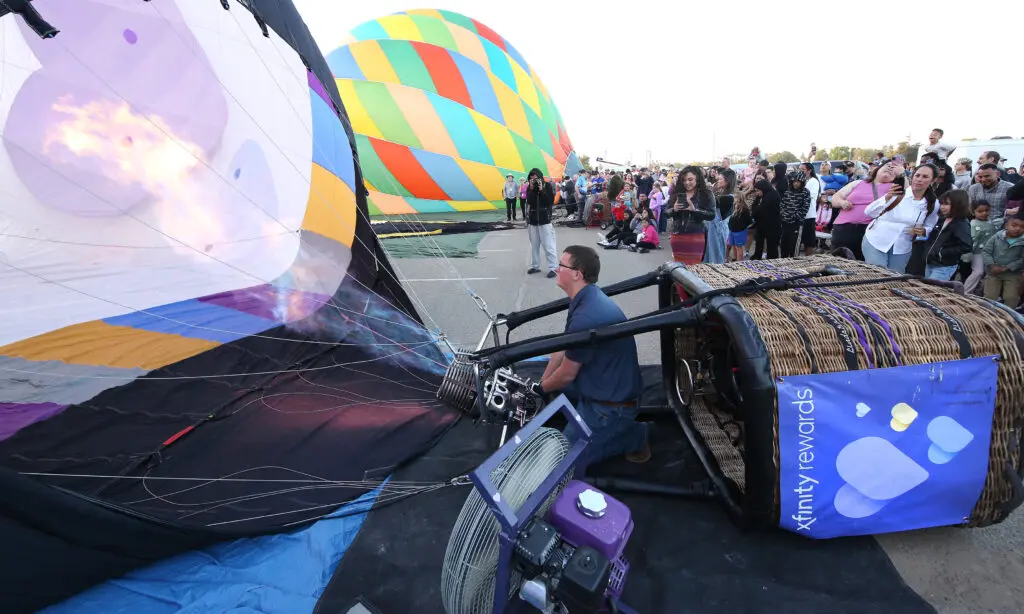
[199,284,332,323]
[4,0,229,217]
[0,402,69,442]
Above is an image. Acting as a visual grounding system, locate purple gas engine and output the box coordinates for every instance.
[454,394,637,614]
[545,480,633,600]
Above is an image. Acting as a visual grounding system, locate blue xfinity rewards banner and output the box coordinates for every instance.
[777,356,999,538]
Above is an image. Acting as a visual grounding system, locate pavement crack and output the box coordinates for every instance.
[514,275,528,312]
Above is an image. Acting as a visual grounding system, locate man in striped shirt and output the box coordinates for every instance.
[968,164,1017,219]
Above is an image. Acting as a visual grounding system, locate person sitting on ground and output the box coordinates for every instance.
[536,245,651,467]
[603,209,650,250]
[630,217,660,253]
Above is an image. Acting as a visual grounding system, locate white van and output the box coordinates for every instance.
[941,138,1024,172]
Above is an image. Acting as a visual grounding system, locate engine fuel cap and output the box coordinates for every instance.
[576,489,607,518]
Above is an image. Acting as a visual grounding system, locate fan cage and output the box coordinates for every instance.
[440,427,573,614]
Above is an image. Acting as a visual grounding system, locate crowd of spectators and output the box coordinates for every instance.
[547,133,1024,310]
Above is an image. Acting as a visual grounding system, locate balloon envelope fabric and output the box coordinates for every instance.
[0,2,459,610]
[325,9,580,215]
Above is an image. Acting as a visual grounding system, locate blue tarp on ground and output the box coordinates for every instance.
[43,484,384,614]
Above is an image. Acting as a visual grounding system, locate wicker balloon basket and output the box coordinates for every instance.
[664,255,1024,534]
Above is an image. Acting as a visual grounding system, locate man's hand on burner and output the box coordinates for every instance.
[528,381,544,398]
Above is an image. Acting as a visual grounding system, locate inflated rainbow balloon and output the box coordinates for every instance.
[325,9,581,215]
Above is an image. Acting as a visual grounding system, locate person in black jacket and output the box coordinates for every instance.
[751,179,781,259]
[922,189,974,280]
[665,166,717,265]
[780,171,811,257]
[526,168,559,278]
[771,162,789,198]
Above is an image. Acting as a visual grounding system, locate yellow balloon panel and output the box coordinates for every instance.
[326,9,581,213]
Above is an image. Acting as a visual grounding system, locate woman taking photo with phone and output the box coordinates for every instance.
[829,160,900,260]
[861,164,940,273]
[666,166,716,265]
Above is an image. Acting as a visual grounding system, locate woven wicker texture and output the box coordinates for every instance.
[674,255,1024,527]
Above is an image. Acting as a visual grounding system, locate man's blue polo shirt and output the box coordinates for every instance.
[562,284,643,403]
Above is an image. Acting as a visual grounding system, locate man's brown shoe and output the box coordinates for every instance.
[625,441,651,463]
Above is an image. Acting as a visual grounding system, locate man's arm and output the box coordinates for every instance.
[540,356,582,393]
[542,351,565,380]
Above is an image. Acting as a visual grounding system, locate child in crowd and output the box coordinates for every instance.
[603,209,648,250]
[960,200,998,294]
[636,192,650,219]
[982,216,1024,309]
[630,217,660,253]
[649,182,665,230]
[597,197,629,247]
[727,188,753,261]
[923,189,973,281]
[780,171,811,258]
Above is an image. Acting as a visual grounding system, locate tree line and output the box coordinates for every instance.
[578,141,924,172]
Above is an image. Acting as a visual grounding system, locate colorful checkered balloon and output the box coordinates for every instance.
[326,9,581,215]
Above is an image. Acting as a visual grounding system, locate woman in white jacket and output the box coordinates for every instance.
[862,164,940,273]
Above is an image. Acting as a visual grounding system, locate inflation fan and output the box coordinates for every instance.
[440,395,637,614]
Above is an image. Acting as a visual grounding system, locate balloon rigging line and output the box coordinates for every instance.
[225,386,444,420]
[203,487,441,528]
[0,339,440,380]
[0,3,564,536]
[218,4,488,335]
[0,258,434,349]
[160,482,442,521]
[22,472,452,487]
[143,0,443,334]
[21,463,470,527]
[0,137,446,372]
[298,366,438,396]
[23,470,463,525]
[24,31,446,368]
[216,465,527,529]
[0,2,481,532]
[239,25,453,336]
[4,0,458,505]
[322,352,443,392]
[257,391,441,413]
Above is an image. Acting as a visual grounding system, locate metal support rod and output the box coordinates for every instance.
[587,476,718,500]
[475,321,495,352]
[500,269,664,332]
[479,305,705,368]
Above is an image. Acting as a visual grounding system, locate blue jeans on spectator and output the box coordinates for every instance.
[925,264,958,281]
[862,237,912,273]
[563,398,647,468]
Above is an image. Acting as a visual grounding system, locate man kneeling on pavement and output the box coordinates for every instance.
[533,245,651,466]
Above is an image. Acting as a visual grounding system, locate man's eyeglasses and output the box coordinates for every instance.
[556,262,578,271]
